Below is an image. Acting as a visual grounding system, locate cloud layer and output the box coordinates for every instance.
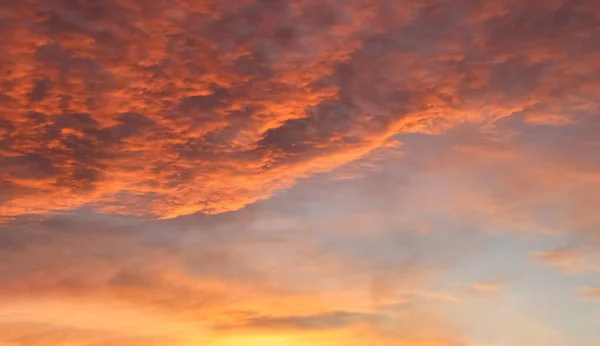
[1,0,598,219]
[1,1,599,344]
[0,209,472,346]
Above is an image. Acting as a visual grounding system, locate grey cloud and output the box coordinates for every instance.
[223,310,385,331]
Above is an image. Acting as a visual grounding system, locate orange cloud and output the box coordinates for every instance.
[1,1,598,342]
[578,286,600,300]
[532,248,600,274]
[0,212,467,345]
[1,0,598,220]
[471,284,503,294]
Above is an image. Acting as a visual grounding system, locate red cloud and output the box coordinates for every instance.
[1,0,598,219]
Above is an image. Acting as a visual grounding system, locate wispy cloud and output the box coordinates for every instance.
[578,286,600,300]
[0,209,467,345]
[471,284,503,294]
[532,248,600,274]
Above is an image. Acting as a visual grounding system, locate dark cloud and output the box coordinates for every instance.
[225,311,384,331]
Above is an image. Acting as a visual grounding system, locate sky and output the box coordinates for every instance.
[0,0,599,345]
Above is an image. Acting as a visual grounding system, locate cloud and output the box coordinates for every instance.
[471,284,503,295]
[218,311,384,332]
[1,0,598,220]
[0,209,469,345]
[578,286,600,300]
[1,1,599,344]
[401,290,461,303]
[532,248,600,274]
[0,302,197,346]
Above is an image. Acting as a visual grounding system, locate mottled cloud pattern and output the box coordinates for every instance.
[1,0,598,219]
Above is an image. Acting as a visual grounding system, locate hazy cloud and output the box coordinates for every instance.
[532,248,600,274]
[579,286,600,300]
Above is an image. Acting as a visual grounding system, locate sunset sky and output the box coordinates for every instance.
[0,0,599,345]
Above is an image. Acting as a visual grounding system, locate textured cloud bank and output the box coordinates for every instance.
[1,0,598,219]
